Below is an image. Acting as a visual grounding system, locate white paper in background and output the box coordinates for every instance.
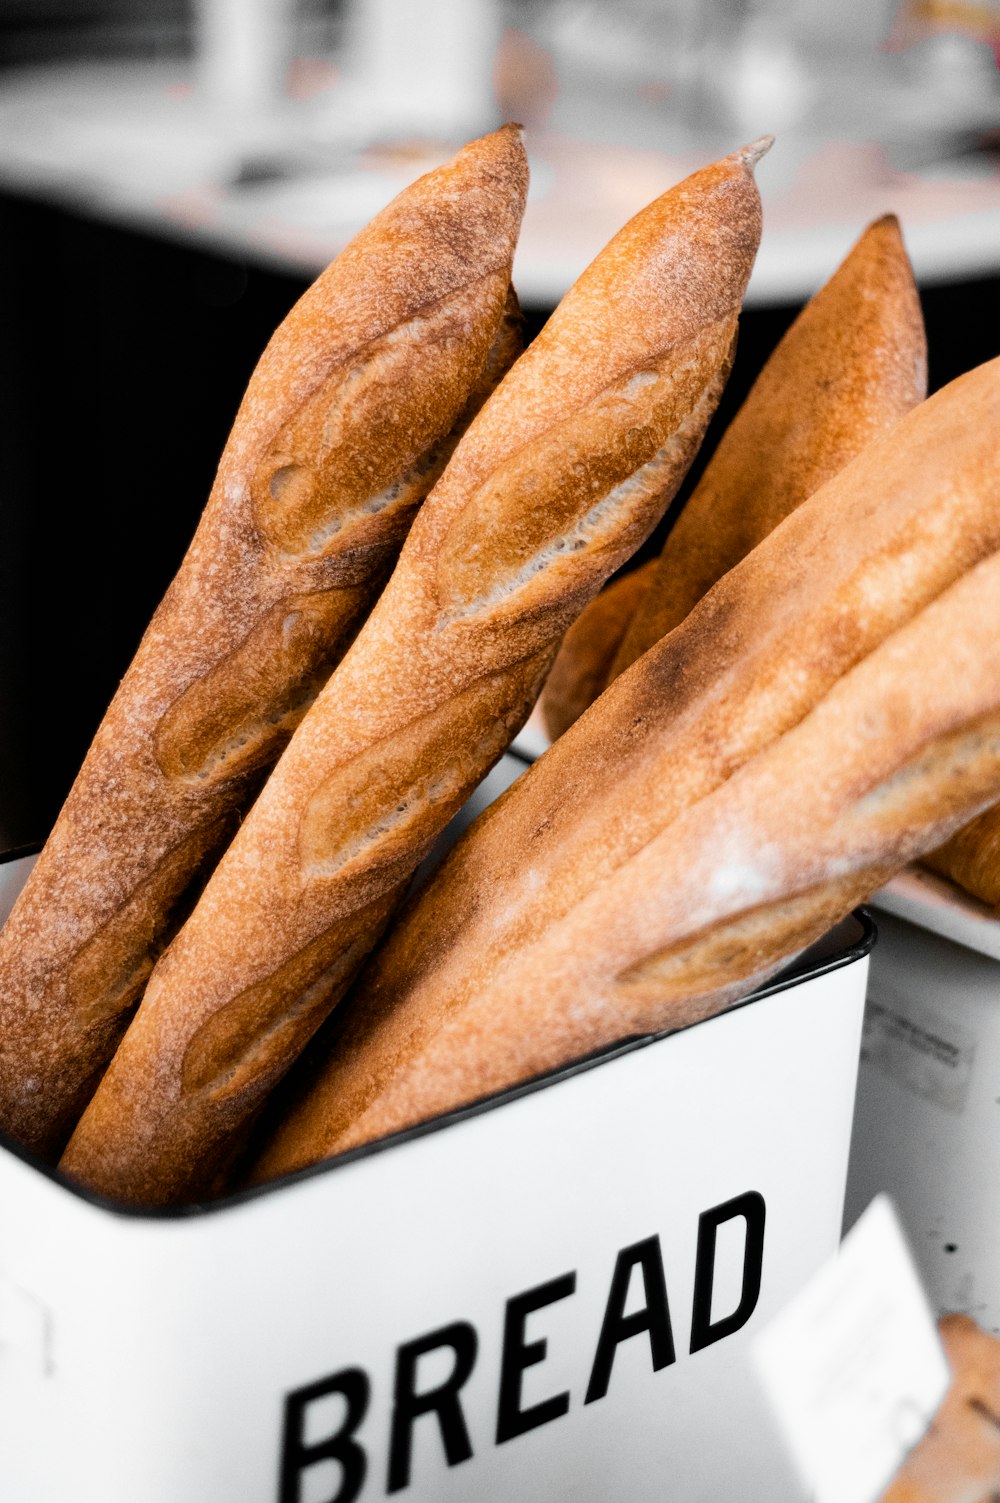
[752,1195,950,1503]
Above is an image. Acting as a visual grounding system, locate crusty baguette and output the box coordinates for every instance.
[257,530,1000,1165]
[611,211,927,678]
[539,213,926,737]
[0,126,529,1158]
[539,561,656,740]
[252,355,1000,1174]
[58,138,769,1204]
[879,1315,1000,1503]
[922,805,1000,909]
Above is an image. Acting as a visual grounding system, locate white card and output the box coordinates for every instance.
[752,1195,950,1503]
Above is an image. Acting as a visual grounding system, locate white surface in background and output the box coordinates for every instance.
[510,703,551,762]
[0,853,35,928]
[348,0,500,141]
[874,866,1000,960]
[2,62,1000,303]
[754,1195,950,1503]
[193,0,297,114]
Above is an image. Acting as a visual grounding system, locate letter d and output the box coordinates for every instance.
[689,1191,766,1355]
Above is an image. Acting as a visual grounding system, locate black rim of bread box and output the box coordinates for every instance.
[0,843,876,1221]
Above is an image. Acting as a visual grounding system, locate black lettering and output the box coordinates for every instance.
[387,1320,477,1493]
[585,1236,675,1403]
[496,1272,576,1443]
[689,1191,766,1354]
[279,1367,370,1503]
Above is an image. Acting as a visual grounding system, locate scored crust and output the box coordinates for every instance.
[0,125,529,1156]
[58,141,768,1204]
[540,212,927,739]
[252,355,1000,1173]
[613,212,927,678]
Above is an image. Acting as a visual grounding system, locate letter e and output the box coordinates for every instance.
[496,1273,576,1443]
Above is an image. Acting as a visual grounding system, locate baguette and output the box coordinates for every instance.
[540,213,926,735]
[0,126,529,1157]
[879,1315,1000,1503]
[922,804,1000,909]
[253,355,1000,1173]
[59,138,769,1204]
[539,561,656,741]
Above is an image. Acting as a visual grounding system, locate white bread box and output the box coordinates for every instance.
[0,774,873,1503]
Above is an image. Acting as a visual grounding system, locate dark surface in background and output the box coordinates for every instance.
[0,192,306,846]
[0,0,190,67]
[0,190,997,846]
[0,0,341,68]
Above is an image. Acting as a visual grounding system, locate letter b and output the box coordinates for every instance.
[279,1367,370,1503]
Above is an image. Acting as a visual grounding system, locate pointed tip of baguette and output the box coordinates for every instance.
[492,120,526,149]
[866,210,902,236]
[736,135,774,172]
[461,121,526,161]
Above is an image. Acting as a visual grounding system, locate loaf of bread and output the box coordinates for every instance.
[922,805,1000,909]
[58,138,769,1204]
[253,355,1000,1172]
[879,1315,1000,1503]
[539,213,926,736]
[540,561,656,741]
[0,126,530,1158]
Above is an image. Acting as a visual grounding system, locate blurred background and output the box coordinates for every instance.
[1,0,999,847]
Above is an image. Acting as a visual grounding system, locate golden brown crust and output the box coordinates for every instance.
[923,806,1000,910]
[539,561,657,739]
[251,356,1000,1173]
[880,1315,1000,1503]
[59,141,767,1204]
[535,216,925,739]
[610,213,927,679]
[0,125,529,1156]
